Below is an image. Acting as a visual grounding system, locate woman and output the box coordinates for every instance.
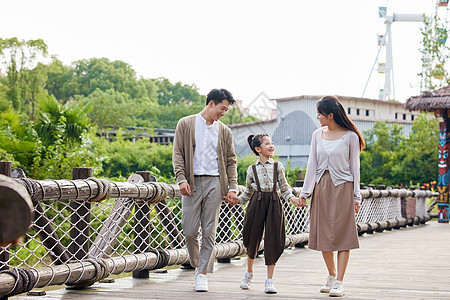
[300,96,365,297]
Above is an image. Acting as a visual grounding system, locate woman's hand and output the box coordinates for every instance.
[355,202,361,213]
[299,196,307,207]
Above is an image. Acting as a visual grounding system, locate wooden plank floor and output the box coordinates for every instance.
[13,220,450,299]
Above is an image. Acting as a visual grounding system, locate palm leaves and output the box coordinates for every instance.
[35,94,92,148]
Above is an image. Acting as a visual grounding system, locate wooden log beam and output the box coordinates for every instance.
[14,176,437,204]
[0,175,33,247]
[15,178,181,203]
[0,233,309,294]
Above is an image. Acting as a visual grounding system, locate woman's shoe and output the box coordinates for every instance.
[329,280,344,297]
[320,275,337,293]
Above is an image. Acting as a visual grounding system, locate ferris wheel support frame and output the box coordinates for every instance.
[381,13,425,100]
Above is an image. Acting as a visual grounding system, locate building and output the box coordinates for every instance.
[98,126,175,145]
[229,95,419,168]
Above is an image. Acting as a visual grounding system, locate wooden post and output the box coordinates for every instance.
[0,161,11,177]
[69,168,92,260]
[133,171,152,279]
[401,197,416,226]
[0,161,12,271]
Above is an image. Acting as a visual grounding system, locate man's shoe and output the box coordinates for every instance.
[320,275,336,293]
[195,274,208,292]
[329,280,344,297]
[240,272,253,289]
[264,279,277,294]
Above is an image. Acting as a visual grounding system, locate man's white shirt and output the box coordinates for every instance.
[193,113,219,176]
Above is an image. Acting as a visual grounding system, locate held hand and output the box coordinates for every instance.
[179,181,191,196]
[223,193,232,204]
[355,202,361,213]
[299,196,307,207]
[290,197,301,208]
[226,191,238,205]
[0,236,24,248]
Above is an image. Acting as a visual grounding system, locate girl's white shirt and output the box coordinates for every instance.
[300,127,362,203]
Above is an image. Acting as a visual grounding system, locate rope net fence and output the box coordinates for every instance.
[0,173,436,297]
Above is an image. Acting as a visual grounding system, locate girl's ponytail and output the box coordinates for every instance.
[247,133,268,156]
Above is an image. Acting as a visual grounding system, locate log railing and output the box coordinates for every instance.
[0,162,436,297]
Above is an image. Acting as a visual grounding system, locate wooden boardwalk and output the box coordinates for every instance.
[13,220,450,299]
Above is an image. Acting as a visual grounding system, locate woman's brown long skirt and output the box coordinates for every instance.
[308,171,359,251]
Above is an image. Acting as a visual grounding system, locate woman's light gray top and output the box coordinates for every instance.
[300,127,362,203]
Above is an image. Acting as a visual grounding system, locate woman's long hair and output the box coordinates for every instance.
[317,96,365,151]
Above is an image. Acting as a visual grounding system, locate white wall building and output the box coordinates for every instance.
[229,95,420,168]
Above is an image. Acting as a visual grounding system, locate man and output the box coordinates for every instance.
[172,88,239,292]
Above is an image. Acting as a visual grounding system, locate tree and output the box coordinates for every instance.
[397,114,439,186]
[70,58,145,98]
[0,37,48,115]
[78,88,136,129]
[419,12,450,91]
[221,106,259,125]
[35,94,92,148]
[0,109,37,169]
[361,116,438,187]
[361,122,405,185]
[151,77,204,106]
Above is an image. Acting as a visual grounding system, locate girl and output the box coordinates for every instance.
[237,133,303,294]
[300,96,365,297]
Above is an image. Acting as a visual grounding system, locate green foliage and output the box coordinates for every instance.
[95,132,175,181]
[78,88,137,128]
[0,37,48,117]
[0,109,38,169]
[151,77,204,106]
[419,13,450,90]
[237,154,257,185]
[360,114,438,187]
[221,106,259,125]
[35,94,92,148]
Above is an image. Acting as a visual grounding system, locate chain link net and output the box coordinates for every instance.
[0,182,431,283]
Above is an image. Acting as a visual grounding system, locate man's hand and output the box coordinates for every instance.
[355,202,361,213]
[179,181,191,196]
[226,191,238,205]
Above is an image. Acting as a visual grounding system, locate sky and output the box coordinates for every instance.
[0,0,444,106]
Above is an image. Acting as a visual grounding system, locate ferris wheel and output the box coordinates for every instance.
[362,0,449,100]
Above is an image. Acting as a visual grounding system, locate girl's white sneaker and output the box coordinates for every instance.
[264,279,277,294]
[239,272,253,289]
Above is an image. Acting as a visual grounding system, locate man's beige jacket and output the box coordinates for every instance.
[172,115,238,197]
